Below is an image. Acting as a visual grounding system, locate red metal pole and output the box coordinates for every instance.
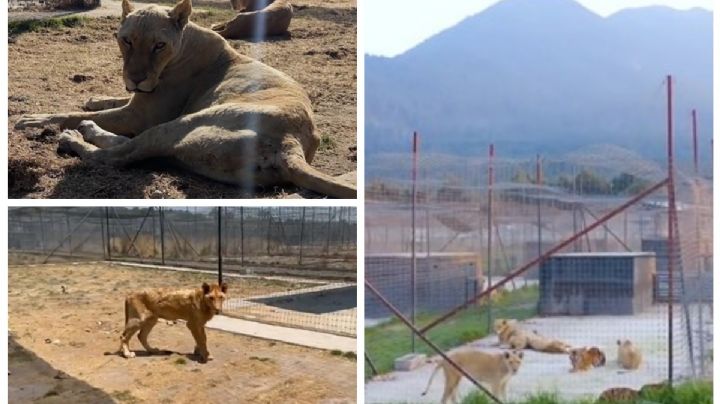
[419,178,669,334]
[486,144,494,329]
[692,109,698,175]
[411,131,419,352]
[536,154,542,277]
[666,75,676,384]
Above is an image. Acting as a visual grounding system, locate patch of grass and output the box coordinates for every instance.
[174,357,187,365]
[459,380,712,404]
[365,286,539,379]
[249,356,271,362]
[343,351,357,360]
[318,134,335,151]
[9,16,87,37]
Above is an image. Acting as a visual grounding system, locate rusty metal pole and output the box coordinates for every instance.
[410,131,419,352]
[666,74,676,384]
[486,144,494,331]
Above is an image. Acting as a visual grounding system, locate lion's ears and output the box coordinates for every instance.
[220,282,228,293]
[202,282,210,294]
[121,0,134,21]
[169,0,192,29]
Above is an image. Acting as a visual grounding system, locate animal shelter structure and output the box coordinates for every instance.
[538,252,655,315]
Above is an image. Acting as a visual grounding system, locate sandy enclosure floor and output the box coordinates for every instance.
[9,263,357,403]
[366,310,708,403]
[8,0,357,198]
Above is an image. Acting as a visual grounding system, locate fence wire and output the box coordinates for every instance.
[364,144,712,403]
[8,207,358,337]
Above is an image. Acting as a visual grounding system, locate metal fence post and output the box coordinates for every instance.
[299,207,306,266]
[410,131,419,352]
[105,207,112,261]
[240,207,245,266]
[218,207,223,285]
[159,207,165,265]
[486,144,494,332]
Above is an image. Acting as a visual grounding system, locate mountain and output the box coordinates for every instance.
[365,0,713,162]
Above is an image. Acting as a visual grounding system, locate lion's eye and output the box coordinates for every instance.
[122,37,132,46]
[154,42,166,51]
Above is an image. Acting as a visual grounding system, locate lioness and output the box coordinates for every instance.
[15,0,356,199]
[493,318,570,354]
[421,349,524,403]
[120,282,228,363]
[212,0,293,39]
[617,339,642,370]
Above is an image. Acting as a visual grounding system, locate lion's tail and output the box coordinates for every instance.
[124,298,129,326]
[421,362,442,397]
[280,142,357,199]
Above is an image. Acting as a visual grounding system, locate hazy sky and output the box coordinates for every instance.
[364,0,714,57]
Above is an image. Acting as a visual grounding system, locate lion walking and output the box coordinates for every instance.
[120,282,228,363]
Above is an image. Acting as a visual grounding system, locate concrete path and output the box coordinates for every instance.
[207,315,356,353]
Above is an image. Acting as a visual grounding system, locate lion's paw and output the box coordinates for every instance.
[57,130,83,155]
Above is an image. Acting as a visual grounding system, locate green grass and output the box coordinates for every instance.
[9,16,87,37]
[460,380,712,404]
[174,357,187,365]
[365,285,539,379]
[319,134,335,151]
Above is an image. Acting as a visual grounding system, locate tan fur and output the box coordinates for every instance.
[421,349,524,403]
[617,339,642,370]
[569,347,606,372]
[119,282,228,363]
[212,0,293,39]
[493,318,570,354]
[15,0,355,199]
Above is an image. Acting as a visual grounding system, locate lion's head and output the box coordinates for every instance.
[117,0,192,93]
[201,282,228,315]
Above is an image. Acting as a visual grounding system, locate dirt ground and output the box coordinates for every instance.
[8,0,357,198]
[8,263,357,403]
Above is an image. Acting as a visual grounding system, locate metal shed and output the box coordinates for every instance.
[538,252,655,315]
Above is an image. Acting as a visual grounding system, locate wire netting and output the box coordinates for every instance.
[8,206,358,337]
[364,143,712,402]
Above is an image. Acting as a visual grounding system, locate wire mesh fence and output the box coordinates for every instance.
[8,206,358,337]
[364,139,712,402]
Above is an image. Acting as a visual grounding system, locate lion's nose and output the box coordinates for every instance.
[128,73,147,86]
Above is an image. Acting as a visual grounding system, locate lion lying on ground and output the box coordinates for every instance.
[15,0,355,199]
[120,282,228,363]
[493,318,570,353]
[212,0,292,39]
[569,346,606,372]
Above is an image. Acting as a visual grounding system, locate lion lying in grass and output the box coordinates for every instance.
[15,0,355,198]
[212,0,293,39]
[120,282,228,363]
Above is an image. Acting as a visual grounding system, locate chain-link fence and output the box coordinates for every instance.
[365,135,712,402]
[8,206,357,337]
